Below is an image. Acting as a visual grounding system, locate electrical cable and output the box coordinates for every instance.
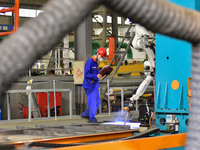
[124,111,129,125]
[149,112,153,129]
[103,0,200,44]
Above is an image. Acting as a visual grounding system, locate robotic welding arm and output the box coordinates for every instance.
[129,25,155,106]
[130,70,154,101]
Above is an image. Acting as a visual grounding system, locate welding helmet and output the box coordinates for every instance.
[97,47,107,58]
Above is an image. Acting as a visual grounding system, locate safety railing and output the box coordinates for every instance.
[0,0,19,36]
[6,80,73,121]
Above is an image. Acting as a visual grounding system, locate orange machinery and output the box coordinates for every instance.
[0,0,19,36]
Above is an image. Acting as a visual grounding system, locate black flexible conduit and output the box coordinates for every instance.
[103,0,200,44]
[0,0,199,149]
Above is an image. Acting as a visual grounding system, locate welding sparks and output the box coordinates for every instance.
[102,121,141,129]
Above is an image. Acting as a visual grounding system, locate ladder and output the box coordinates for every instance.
[47,50,56,71]
[28,93,41,118]
[102,24,135,95]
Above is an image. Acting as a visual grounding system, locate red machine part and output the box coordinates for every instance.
[23,92,62,118]
[22,106,28,118]
[109,37,115,65]
[36,92,62,117]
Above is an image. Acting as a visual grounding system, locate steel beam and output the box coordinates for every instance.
[74,15,92,115]
[13,130,137,149]
[56,133,186,150]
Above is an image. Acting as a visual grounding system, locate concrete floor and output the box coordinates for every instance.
[0,112,135,130]
[0,113,139,145]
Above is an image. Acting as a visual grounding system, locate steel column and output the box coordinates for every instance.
[101,6,107,47]
[54,50,58,75]
[74,14,92,115]
[53,80,57,120]
[69,89,72,118]
[6,93,11,120]
[121,88,124,112]
[28,92,32,121]
[99,88,102,114]
[107,79,111,116]
[47,92,50,118]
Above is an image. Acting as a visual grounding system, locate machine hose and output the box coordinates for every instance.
[103,0,200,45]
[187,46,200,150]
[0,0,199,149]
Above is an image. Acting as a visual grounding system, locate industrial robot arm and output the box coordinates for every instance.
[129,25,155,107]
[130,72,154,101]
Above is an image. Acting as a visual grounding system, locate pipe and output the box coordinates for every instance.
[104,0,200,44]
[113,87,154,97]
[186,45,200,149]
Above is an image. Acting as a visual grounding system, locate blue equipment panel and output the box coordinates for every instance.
[0,24,14,31]
[155,0,199,133]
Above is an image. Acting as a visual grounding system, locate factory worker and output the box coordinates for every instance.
[81,47,107,121]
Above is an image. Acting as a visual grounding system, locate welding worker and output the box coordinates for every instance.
[81,47,107,122]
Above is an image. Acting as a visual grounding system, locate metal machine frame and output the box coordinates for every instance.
[154,0,196,134]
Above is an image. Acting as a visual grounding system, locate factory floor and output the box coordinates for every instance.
[0,112,140,148]
[0,112,139,130]
[0,115,114,129]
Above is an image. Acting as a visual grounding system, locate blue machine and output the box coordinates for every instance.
[155,0,200,133]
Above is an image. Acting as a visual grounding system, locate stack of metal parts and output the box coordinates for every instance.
[0,123,136,149]
[0,123,132,142]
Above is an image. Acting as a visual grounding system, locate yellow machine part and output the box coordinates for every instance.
[71,60,144,77]
[99,60,144,77]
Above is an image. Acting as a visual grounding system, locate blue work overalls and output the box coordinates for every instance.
[82,57,101,121]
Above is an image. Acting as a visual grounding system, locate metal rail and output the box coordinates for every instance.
[105,79,141,115]
[6,88,72,121]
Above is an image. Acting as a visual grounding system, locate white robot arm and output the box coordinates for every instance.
[130,70,153,100]
[130,25,155,106]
